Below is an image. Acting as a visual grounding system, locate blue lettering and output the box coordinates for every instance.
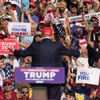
[78,75,81,80]
[78,75,89,80]
[80,72,89,76]
[83,76,89,80]
[12,28,26,32]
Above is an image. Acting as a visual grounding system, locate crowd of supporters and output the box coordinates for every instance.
[0,0,100,100]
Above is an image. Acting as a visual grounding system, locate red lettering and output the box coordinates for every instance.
[11,32,28,36]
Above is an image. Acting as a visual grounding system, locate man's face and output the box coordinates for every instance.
[59,1,66,12]
[70,5,78,13]
[31,25,37,35]
[24,56,32,64]
[29,5,36,14]
[4,83,12,92]
[91,18,99,27]
[87,2,92,12]
[75,84,82,90]
[21,88,29,99]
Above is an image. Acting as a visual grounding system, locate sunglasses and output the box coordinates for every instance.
[71,5,78,8]
[29,6,36,9]
[4,84,11,86]
[91,19,98,22]
[75,29,82,33]
[21,91,29,94]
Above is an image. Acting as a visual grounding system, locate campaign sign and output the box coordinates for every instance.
[0,39,19,54]
[6,0,21,8]
[15,67,65,84]
[8,22,31,36]
[76,67,100,85]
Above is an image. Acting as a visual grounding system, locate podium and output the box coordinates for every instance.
[32,86,47,99]
[15,67,65,100]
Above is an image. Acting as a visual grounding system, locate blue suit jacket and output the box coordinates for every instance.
[14,38,80,67]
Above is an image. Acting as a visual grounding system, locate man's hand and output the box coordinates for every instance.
[8,45,15,52]
[24,10,30,16]
[4,92,12,99]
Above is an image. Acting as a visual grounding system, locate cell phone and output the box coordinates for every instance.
[58,18,66,24]
[6,7,11,11]
[4,59,11,63]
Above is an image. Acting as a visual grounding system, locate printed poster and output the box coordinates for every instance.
[8,22,31,36]
[76,67,100,85]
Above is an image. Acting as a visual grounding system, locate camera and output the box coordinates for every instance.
[6,7,11,11]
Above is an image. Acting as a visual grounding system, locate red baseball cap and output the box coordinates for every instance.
[39,20,46,25]
[3,78,12,84]
[40,0,46,3]
[91,15,99,20]
[85,0,92,4]
[29,2,36,7]
[42,27,53,36]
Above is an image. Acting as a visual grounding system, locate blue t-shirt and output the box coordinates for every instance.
[24,14,39,24]
[71,87,89,100]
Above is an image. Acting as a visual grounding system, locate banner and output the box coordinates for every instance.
[15,67,65,84]
[69,12,100,22]
[8,22,31,36]
[76,67,100,85]
[6,0,21,8]
[0,39,19,54]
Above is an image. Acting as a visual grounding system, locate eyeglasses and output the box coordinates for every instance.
[74,29,82,33]
[21,91,29,94]
[29,6,36,9]
[4,84,11,86]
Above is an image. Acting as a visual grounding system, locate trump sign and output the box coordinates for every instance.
[0,39,19,54]
[15,67,65,84]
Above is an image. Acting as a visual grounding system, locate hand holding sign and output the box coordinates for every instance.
[8,45,15,53]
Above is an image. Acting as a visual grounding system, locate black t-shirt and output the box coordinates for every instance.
[88,28,100,66]
[92,42,100,62]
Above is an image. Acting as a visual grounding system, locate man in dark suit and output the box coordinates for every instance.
[9,27,80,100]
